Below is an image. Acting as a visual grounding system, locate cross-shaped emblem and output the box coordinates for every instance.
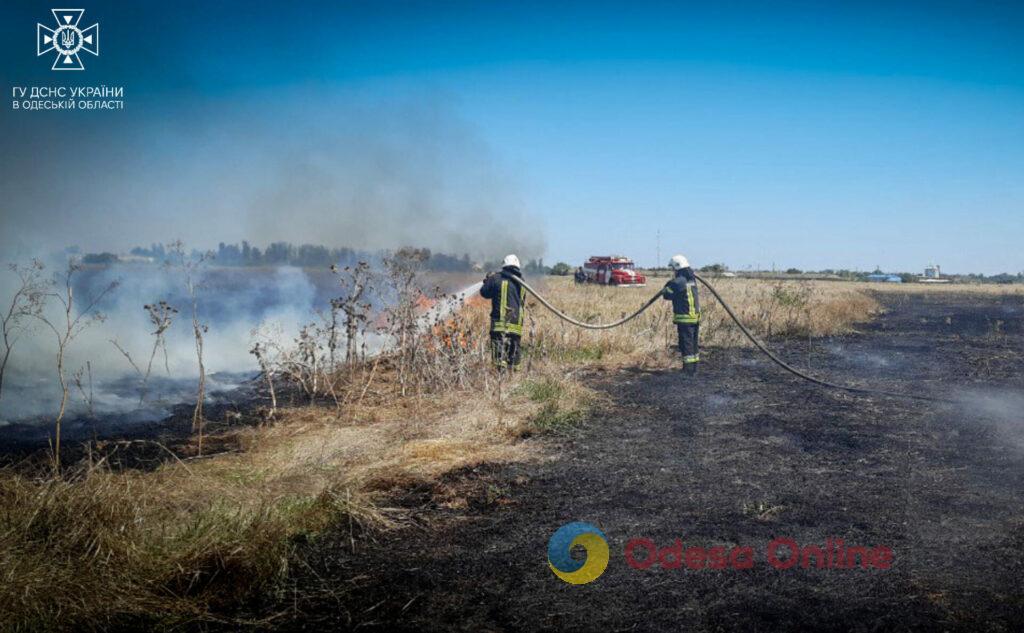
[37,9,99,71]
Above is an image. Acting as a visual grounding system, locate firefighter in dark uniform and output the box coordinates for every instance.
[663,254,700,375]
[480,254,527,369]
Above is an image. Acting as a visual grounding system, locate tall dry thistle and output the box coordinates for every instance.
[34,257,118,471]
[382,248,430,396]
[168,241,211,454]
[1,259,48,401]
[329,261,374,367]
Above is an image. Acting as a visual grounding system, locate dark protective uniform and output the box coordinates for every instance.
[662,267,700,373]
[480,267,527,368]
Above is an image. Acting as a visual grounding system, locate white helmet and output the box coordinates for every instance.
[503,254,521,268]
[669,254,690,270]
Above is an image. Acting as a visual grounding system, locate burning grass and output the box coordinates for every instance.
[0,273,883,629]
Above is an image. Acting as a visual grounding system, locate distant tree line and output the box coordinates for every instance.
[119,242,477,272]
[549,262,572,275]
[690,264,1024,284]
[479,257,548,275]
[80,242,556,274]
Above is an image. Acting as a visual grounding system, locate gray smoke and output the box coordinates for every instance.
[0,94,546,261]
[0,261,318,422]
[955,388,1024,450]
[246,100,545,260]
[1,94,541,426]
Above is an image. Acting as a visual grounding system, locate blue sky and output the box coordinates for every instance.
[2,1,1022,273]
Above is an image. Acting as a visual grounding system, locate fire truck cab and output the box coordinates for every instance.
[582,256,647,286]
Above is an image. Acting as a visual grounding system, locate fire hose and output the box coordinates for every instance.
[505,273,662,330]
[506,272,955,405]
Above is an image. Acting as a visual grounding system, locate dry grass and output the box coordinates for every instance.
[526,276,882,367]
[0,361,592,631]
[0,274,888,629]
[864,281,1024,295]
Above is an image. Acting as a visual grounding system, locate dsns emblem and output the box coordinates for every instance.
[38,9,99,71]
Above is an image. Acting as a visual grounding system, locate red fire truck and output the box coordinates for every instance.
[581,255,647,286]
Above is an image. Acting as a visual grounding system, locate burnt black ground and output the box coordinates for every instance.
[262,291,1024,632]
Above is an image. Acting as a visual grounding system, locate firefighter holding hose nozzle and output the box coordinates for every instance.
[480,254,527,370]
[663,254,701,375]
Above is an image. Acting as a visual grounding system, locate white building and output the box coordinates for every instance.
[117,254,155,264]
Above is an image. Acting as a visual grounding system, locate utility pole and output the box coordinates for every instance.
[656,230,661,270]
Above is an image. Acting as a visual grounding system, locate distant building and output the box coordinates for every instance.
[118,253,154,264]
[866,273,902,283]
[924,264,941,279]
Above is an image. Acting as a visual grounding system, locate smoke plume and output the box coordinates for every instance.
[0,94,546,261]
[1,94,543,427]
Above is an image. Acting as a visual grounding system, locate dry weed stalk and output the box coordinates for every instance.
[382,248,429,396]
[33,257,118,471]
[140,300,177,400]
[110,298,178,407]
[71,361,95,418]
[249,339,278,418]
[329,261,374,366]
[0,259,48,401]
[168,241,211,453]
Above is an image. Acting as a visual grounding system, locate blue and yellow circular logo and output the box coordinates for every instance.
[547,521,609,584]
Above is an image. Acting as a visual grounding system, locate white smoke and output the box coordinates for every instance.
[955,388,1024,450]
[0,260,319,422]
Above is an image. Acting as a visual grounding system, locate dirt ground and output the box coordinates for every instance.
[261,291,1024,632]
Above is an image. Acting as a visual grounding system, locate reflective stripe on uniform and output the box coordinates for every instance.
[491,279,525,335]
[673,314,701,324]
[673,281,700,323]
[499,279,508,322]
[683,354,700,364]
[685,282,698,321]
